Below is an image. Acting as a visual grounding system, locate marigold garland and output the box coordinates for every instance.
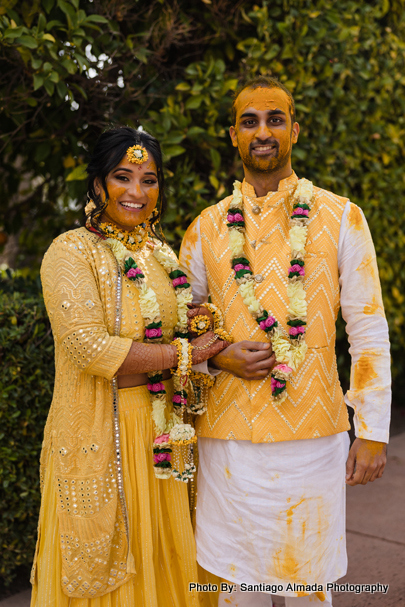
[227,179,314,402]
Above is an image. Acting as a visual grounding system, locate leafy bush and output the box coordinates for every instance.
[0,274,54,584]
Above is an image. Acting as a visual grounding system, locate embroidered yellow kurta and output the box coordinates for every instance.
[31,227,193,600]
[181,174,352,443]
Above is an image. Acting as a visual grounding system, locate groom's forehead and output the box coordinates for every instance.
[233,86,291,120]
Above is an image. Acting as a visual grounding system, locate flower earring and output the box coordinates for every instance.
[84,193,96,217]
[147,207,159,225]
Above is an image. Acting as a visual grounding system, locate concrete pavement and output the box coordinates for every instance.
[0,592,30,607]
[335,431,405,606]
[2,432,404,607]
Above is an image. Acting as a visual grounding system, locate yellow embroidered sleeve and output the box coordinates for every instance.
[41,236,132,380]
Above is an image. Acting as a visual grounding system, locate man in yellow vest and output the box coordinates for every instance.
[180,76,390,607]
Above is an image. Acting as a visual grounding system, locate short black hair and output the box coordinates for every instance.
[86,126,166,241]
[231,76,296,124]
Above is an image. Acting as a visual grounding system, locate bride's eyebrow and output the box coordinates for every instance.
[112,167,132,174]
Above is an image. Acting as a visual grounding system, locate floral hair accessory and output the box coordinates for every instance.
[126,144,149,164]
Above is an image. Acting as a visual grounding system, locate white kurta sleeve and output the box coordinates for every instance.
[179,216,209,303]
[338,201,391,443]
[180,216,221,376]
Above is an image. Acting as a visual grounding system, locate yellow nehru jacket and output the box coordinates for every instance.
[197,174,351,443]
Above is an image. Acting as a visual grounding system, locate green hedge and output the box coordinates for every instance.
[0,274,54,584]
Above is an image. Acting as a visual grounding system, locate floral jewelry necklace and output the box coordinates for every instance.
[105,231,197,481]
[100,221,149,252]
[227,178,313,402]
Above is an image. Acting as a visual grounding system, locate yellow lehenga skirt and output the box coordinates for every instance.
[31,380,205,607]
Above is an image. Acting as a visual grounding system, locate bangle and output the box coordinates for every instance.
[190,314,212,335]
[214,327,233,343]
[192,333,219,351]
[171,338,193,376]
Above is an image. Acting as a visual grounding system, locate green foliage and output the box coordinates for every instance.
[0,275,54,584]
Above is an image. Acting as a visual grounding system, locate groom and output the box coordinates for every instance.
[180,76,390,607]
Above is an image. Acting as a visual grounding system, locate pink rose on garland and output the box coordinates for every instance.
[271,377,285,391]
[172,276,187,287]
[127,267,142,278]
[275,364,293,375]
[154,434,170,444]
[234,264,251,272]
[290,264,305,276]
[259,316,276,330]
[289,326,305,336]
[292,208,309,216]
[145,328,162,339]
[153,453,171,463]
[147,382,165,391]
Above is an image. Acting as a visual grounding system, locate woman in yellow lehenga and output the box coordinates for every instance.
[30,126,226,606]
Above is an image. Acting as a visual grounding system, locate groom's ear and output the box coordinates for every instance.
[229,125,238,148]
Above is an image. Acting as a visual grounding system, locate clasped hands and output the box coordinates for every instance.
[187,304,276,378]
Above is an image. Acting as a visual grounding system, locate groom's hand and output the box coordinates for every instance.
[345,438,387,486]
[210,341,276,380]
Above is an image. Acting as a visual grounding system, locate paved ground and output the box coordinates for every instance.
[334,431,405,607]
[2,433,404,607]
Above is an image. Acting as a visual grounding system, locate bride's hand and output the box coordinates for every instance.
[191,331,229,365]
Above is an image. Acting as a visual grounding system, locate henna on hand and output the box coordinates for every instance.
[117,342,177,375]
[191,331,229,365]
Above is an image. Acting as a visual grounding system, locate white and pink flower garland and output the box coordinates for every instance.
[106,236,196,480]
[227,178,313,402]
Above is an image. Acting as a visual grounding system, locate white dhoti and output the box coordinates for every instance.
[196,432,350,605]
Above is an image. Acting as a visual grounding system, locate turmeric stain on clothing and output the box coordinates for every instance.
[353,353,378,391]
[273,498,306,580]
[356,411,369,435]
[179,216,199,272]
[348,204,364,231]
[286,498,305,526]
[225,467,232,479]
[363,295,382,315]
[273,545,300,580]
[183,217,199,249]
[356,254,376,277]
